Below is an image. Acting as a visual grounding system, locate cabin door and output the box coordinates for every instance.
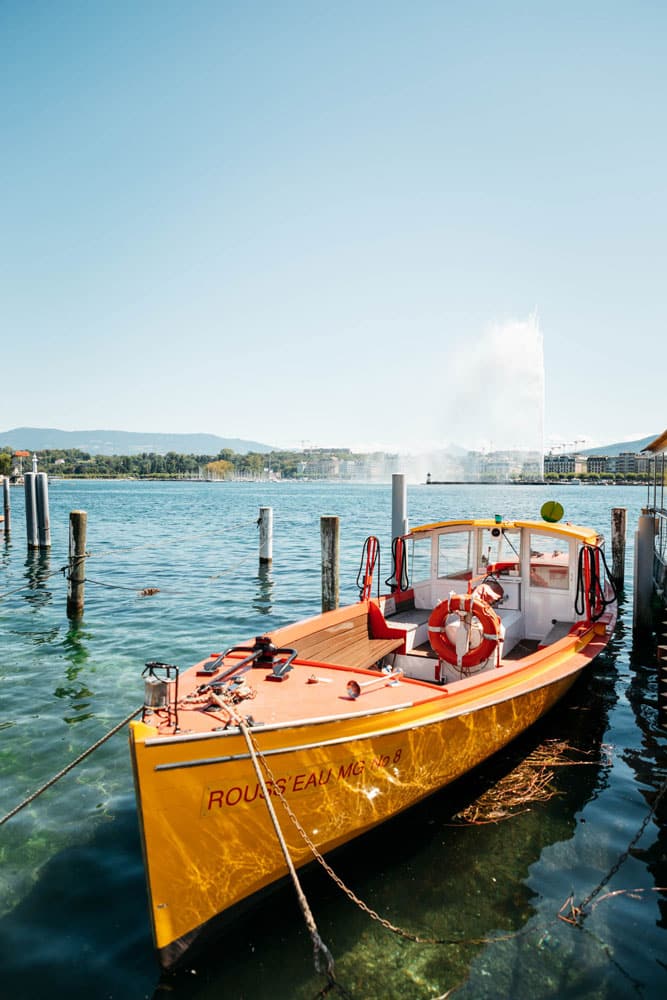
[523,530,576,639]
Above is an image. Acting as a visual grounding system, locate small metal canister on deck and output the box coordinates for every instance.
[144,674,170,709]
[142,662,180,728]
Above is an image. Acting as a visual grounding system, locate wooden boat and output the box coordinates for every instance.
[129,513,617,970]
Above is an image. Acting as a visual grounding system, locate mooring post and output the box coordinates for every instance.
[611,507,626,590]
[392,473,408,541]
[387,473,409,587]
[67,510,87,619]
[24,472,38,549]
[258,506,273,565]
[2,476,10,537]
[35,472,51,549]
[633,508,656,635]
[321,515,339,612]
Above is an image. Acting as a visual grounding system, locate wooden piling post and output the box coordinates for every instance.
[259,506,273,565]
[67,511,87,619]
[2,476,10,537]
[611,507,626,589]
[321,515,339,612]
[633,508,656,635]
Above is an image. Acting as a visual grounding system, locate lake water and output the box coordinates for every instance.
[1,480,666,999]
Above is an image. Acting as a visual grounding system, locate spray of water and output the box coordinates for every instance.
[446,314,544,451]
[405,314,545,482]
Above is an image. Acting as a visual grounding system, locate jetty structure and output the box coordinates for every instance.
[634,430,667,629]
[637,429,667,726]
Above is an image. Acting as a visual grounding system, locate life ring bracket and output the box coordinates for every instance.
[427,593,501,669]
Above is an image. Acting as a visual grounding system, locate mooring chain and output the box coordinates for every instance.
[244,726,490,949]
[0,556,84,600]
[56,545,257,595]
[207,549,256,581]
[59,552,89,581]
[2,518,260,602]
[560,770,667,926]
[246,726,667,958]
[76,517,259,560]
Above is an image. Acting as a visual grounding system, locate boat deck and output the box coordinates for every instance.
[145,656,447,737]
[140,590,616,740]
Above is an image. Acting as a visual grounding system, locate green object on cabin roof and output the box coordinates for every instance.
[541,500,564,524]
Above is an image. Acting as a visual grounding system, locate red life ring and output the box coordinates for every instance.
[427,593,501,668]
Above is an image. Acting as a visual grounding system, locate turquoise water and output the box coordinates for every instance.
[1,481,665,999]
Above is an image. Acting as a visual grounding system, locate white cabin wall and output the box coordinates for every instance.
[522,537,578,639]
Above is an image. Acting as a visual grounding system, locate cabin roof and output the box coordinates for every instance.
[643,429,667,454]
[409,518,599,544]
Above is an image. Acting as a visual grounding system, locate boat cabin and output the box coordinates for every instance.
[382,518,604,684]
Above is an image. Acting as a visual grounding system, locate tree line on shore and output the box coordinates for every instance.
[0,446,354,480]
[0,446,657,483]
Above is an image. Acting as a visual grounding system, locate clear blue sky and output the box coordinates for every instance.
[2,1,665,453]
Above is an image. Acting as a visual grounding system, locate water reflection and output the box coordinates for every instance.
[0,796,153,1000]
[145,672,616,1000]
[252,564,275,616]
[625,626,667,935]
[62,620,93,667]
[54,622,95,724]
[1,482,662,999]
[23,550,54,610]
[448,614,666,1000]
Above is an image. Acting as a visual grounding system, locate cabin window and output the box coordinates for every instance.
[529,532,570,590]
[438,531,473,580]
[409,535,433,584]
[479,528,521,575]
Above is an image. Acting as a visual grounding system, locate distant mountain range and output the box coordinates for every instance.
[580,434,659,457]
[0,426,661,458]
[0,427,274,456]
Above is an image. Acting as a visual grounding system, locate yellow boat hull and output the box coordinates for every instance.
[129,513,618,968]
[130,670,577,968]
